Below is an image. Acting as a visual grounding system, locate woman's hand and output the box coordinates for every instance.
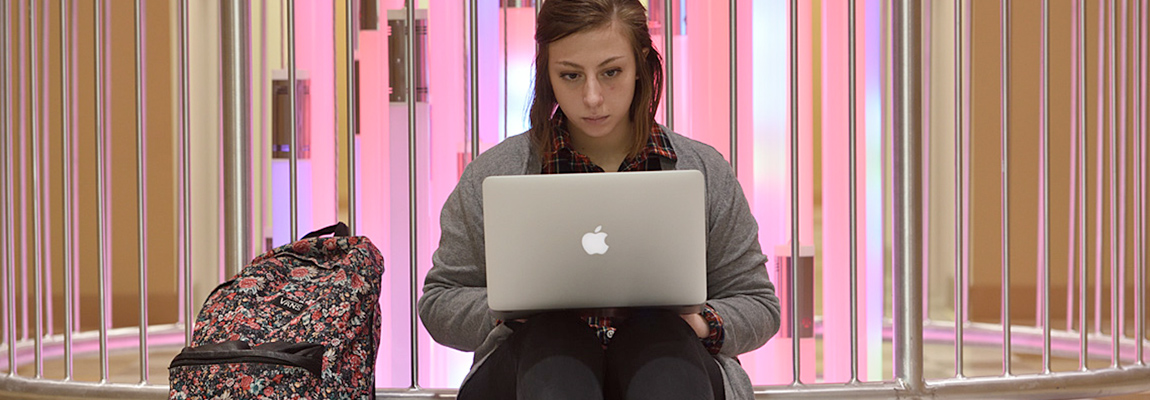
[680,313,709,338]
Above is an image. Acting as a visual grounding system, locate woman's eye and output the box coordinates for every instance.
[560,73,580,81]
[603,69,621,78]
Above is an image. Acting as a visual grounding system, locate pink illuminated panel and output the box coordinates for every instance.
[739,0,817,385]
[819,0,880,383]
[356,1,514,389]
[298,1,338,231]
[420,0,475,388]
[354,16,399,387]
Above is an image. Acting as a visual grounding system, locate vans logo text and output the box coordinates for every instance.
[272,296,307,314]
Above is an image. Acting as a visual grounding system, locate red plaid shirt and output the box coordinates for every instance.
[540,120,726,354]
[542,120,676,173]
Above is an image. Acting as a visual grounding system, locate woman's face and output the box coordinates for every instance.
[547,23,637,146]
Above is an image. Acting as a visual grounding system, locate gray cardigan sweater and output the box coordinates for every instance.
[418,128,781,400]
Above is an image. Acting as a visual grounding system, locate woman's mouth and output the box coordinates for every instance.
[584,116,608,124]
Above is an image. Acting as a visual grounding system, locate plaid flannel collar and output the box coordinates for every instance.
[544,116,677,174]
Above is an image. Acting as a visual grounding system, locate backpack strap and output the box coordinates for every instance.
[301,222,350,239]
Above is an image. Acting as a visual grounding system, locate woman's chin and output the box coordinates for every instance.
[572,124,622,142]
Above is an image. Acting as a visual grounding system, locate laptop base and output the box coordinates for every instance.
[490,304,704,321]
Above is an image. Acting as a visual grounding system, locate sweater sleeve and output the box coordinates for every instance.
[417,168,498,352]
[696,149,782,358]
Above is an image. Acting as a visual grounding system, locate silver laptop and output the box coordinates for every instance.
[482,170,707,319]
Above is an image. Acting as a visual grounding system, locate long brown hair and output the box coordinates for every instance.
[528,0,664,163]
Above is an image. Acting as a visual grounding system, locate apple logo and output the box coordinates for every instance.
[582,225,609,255]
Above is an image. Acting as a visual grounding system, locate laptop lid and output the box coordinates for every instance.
[482,170,707,318]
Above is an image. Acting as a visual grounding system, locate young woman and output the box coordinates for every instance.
[418,1,780,398]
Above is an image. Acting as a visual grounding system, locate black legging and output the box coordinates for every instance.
[458,310,725,400]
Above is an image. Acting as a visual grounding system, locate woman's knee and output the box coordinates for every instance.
[513,311,607,399]
[603,309,721,400]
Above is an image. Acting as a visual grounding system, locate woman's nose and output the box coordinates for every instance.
[583,78,604,108]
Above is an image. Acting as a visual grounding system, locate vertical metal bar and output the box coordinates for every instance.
[729,0,737,173]
[134,0,149,383]
[1041,0,1051,374]
[222,0,252,277]
[0,0,5,353]
[346,0,358,233]
[1117,0,1129,346]
[501,3,506,142]
[0,0,5,354]
[1143,0,1149,365]
[1108,0,1119,368]
[920,0,931,324]
[17,0,27,344]
[288,0,298,240]
[1000,0,1013,377]
[1093,0,1104,337]
[1132,0,1144,359]
[1068,0,1077,332]
[94,0,110,381]
[40,0,55,341]
[40,0,54,341]
[1068,0,1080,335]
[954,0,965,379]
[407,0,419,389]
[332,4,337,230]
[962,0,973,339]
[2,0,11,354]
[29,0,45,378]
[1122,0,1131,347]
[664,0,674,130]
[60,0,75,381]
[256,0,267,253]
[258,0,267,248]
[470,0,478,161]
[0,0,15,376]
[179,0,193,347]
[1108,0,1117,367]
[1078,0,1089,370]
[789,0,801,384]
[67,0,80,364]
[848,0,859,384]
[1137,0,1147,367]
[892,0,924,391]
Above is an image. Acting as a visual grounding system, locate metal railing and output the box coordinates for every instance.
[0,1,1147,399]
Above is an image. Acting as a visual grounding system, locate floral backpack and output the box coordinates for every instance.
[169,222,383,400]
